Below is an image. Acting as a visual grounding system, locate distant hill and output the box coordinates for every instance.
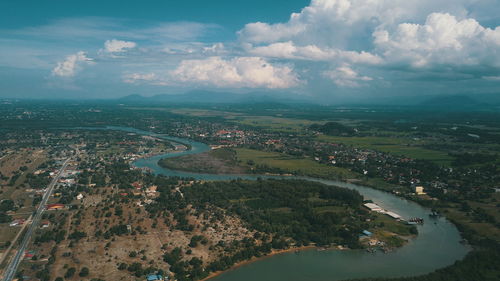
[117,92,500,111]
[118,90,313,105]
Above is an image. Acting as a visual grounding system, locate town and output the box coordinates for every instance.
[0,101,498,281]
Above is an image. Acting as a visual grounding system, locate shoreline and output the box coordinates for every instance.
[199,245,317,281]
[110,126,468,281]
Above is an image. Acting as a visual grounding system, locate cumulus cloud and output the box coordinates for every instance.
[171,56,300,88]
[324,65,373,87]
[238,0,500,72]
[99,39,137,58]
[203,43,226,54]
[238,0,473,45]
[247,41,382,64]
[30,1,500,95]
[162,42,226,55]
[103,39,137,53]
[123,72,169,85]
[374,13,500,67]
[52,51,94,77]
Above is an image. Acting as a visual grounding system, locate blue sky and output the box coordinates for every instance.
[1,0,500,101]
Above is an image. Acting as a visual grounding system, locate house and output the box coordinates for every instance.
[414,186,425,195]
[146,274,163,281]
[10,219,25,227]
[362,230,373,236]
[24,250,35,259]
[46,203,65,210]
[41,221,50,228]
[146,185,158,194]
[76,193,84,200]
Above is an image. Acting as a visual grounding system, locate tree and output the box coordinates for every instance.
[118,263,127,270]
[64,267,76,278]
[79,267,90,277]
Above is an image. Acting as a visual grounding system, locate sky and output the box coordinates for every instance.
[1,0,500,101]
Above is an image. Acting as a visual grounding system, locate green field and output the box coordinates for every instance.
[317,135,454,165]
[232,116,324,132]
[126,107,243,118]
[235,148,357,179]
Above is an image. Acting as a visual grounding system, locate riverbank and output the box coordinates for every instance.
[112,126,469,281]
[200,245,317,281]
[158,149,247,175]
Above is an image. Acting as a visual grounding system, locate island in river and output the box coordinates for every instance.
[152,178,417,281]
[158,148,248,174]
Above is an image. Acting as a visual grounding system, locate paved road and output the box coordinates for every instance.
[0,215,32,268]
[2,158,71,281]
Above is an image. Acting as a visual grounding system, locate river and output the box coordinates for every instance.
[106,126,470,281]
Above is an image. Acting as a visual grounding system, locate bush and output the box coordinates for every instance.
[64,267,76,278]
[79,267,89,277]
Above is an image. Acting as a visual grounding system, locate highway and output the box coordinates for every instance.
[2,158,71,281]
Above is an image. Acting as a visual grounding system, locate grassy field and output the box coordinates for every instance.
[126,107,244,119]
[159,148,247,174]
[0,149,47,205]
[439,192,500,242]
[127,107,320,132]
[170,108,243,118]
[234,148,357,179]
[317,135,454,165]
[0,226,19,248]
[232,116,324,132]
[235,148,403,192]
[444,207,500,242]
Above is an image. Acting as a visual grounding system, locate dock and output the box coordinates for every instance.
[363,203,403,220]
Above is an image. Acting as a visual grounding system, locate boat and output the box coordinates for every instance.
[429,210,440,218]
[408,217,424,224]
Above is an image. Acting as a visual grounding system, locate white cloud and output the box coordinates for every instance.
[374,13,500,67]
[161,42,226,55]
[482,76,500,81]
[246,41,382,64]
[238,0,473,45]
[324,65,373,87]
[123,72,168,85]
[9,1,499,96]
[171,56,301,88]
[103,39,136,53]
[52,51,94,77]
[203,43,226,54]
[238,0,500,70]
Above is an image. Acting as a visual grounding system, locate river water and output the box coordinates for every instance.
[106,126,470,281]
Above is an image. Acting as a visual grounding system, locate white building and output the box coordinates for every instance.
[415,186,425,195]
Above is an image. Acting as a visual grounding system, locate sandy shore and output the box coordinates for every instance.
[199,245,316,281]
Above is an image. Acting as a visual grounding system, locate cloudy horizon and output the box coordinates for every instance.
[1,0,500,101]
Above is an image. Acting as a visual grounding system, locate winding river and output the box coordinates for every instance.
[107,126,469,281]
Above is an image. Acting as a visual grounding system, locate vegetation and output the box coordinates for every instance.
[235,148,357,179]
[1,101,499,281]
[153,179,366,247]
[159,148,246,174]
[310,121,356,136]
